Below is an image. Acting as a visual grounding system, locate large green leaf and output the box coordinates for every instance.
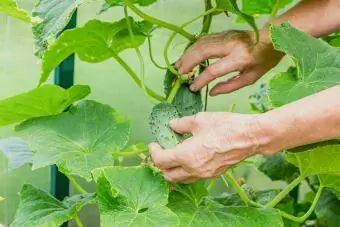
[100,0,156,14]
[0,84,90,126]
[0,137,32,171]
[92,166,179,227]
[319,174,340,192]
[16,100,131,181]
[258,153,299,183]
[216,0,259,41]
[241,0,292,17]
[315,189,340,227]
[269,23,340,107]
[0,0,30,22]
[168,189,283,227]
[11,184,93,227]
[32,0,93,57]
[285,141,340,177]
[40,18,153,85]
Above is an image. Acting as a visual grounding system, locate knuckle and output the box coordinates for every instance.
[204,66,219,78]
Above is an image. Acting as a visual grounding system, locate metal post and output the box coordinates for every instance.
[51,10,77,227]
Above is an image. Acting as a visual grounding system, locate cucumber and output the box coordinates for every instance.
[149,102,184,149]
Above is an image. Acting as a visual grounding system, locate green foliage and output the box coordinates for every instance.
[40,18,153,85]
[0,84,90,126]
[11,184,94,227]
[0,137,32,171]
[315,189,340,226]
[269,23,340,107]
[258,153,299,182]
[92,166,179,226]
[16,100,131,181]
[32,0,93,57]
[1,0,340,226]
[0,0,30,23]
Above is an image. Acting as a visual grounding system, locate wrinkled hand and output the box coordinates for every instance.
[176,30,283,96]
[149,112,275,183]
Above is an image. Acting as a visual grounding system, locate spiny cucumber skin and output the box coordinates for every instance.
[174,84,203,116]
[149,102,184,149]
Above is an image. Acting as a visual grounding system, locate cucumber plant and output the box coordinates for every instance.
[1,0,340,226]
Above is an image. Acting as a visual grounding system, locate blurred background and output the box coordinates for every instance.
[0,0,295,226]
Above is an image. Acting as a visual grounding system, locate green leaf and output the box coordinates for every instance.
[319,174,340,192]
[168,190,283,227]
[0,137,32,171]
[92,166,179,227]
[40,18,153,85]
[285,140,340,177]
[241,0,292,17]
[100,0,156,14]
[216,0,259,41]
[16,100,130,181]
[315,189,340,227]
[0,84,90,126]
[0,0,30,23]
[10,184,93,227]
[269,23,340,107]
[258,153,299,183]
[32,0,92,57]
[249,84,272,113]
[0,196,4,202]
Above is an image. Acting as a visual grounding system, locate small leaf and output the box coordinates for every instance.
[16,100,131,181]
[32,0,93,57]
[215,0,259,41]
[10,184,93,227]
[0,0,30,23]
[40,18,153,85]
[100,0,157,14]
[92,166,179,226]
[315,189,340,226]
[249,83,273,113]
[269,23,340,107]
[258,153,299,183]
[285,140,340,177]
[0,137,33,171]
[0,84,90,126]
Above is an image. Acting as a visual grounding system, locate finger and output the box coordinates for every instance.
[169,116,196,134]
[209,71,260,96]
[189,57,243,92]
[149,143,180,169]
[177,38,230,74]
[181,177,199,184]
[163,167,192,183]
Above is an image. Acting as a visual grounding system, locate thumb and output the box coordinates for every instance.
[169,116,196,134]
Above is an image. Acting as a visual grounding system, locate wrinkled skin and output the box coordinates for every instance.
[149,112,275,183]
[176,30,283,96]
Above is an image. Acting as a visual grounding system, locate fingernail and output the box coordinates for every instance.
[189,84,197,92]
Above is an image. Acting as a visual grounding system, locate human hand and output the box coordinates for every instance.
[175,29,283,96]
[149,112,277,183]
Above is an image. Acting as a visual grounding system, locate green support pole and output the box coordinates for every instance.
[51,11,77,227]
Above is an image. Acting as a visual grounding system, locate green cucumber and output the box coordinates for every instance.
[149,102,184,149]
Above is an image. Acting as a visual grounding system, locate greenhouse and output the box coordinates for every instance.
[1,0,340,226]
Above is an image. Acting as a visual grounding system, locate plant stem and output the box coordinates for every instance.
[200,0,213,35]
[74,213,84,227]
[147,35,167,70]
[164,8,218,74]
[278,186,324,223]
[113,146,148,158]
[207,178,216,192]
[265,175,305,208]
[167,79,183,103]
[222,172,262,207]
[270,0,281,18]
[124,0,195,40]
[124,6,149,100]
[66,175,87,194]
[111,51,165,101]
